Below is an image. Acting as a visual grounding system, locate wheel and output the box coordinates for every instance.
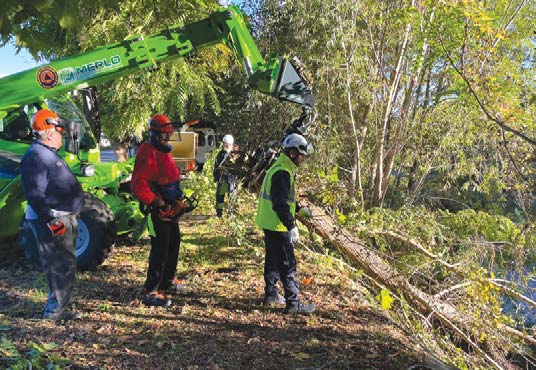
[18,219,43,272]
[18,193,117,272]
[76,193,117,271]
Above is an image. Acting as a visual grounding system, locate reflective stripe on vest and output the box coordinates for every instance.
[260,190,295,203]
[255,154,297,231]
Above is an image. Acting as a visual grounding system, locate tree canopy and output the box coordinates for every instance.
[2,0,237,143]
[244,0,536,213]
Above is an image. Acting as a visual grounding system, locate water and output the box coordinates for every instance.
[502,267,536,327]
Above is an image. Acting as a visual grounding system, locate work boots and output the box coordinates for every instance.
[143,291,171,307]
[263,294,286,307]
[43,310,83,321]
[166,277,187,295]
[284,302,316,315]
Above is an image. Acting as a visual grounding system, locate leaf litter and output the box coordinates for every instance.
[0,218,429,369]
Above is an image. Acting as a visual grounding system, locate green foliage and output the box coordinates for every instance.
[349,205,444,246]
[341,203,535,308]
[301,164,352,216]
[185,150,219,215]
[336,201,533,367]
[440,209,522,245]
[2,0,235,144]
[377,288,394,310]
[0,337,69,369]
[0,336,20,358]
[79,0,228,143]
[248,0,536,216]
[319,167,339,184]
[0,0,121,59]
[346,204,532,262]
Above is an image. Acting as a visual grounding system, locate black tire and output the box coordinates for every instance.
[18,193,117,272]
[76,193,117,271]
[18,219,43,272]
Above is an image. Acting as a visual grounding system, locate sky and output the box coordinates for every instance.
[0,43,39,77]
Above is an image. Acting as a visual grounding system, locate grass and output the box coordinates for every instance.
[0,204,427,370]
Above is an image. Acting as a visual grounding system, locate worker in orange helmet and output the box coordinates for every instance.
[131,114,187,307]
[20,109,84,321]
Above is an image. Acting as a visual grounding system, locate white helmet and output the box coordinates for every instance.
[222,134,234,145]
[283,133,313,155]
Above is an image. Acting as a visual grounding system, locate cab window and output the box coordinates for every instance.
[0,109,33,143]
[207,134,215,147]
[198,132,206,146]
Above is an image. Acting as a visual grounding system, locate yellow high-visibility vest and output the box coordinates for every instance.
[255,153,296,231]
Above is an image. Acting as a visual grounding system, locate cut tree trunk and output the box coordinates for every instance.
[297,196,518,370]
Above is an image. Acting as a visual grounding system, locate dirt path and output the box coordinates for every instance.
[0,218,426,369]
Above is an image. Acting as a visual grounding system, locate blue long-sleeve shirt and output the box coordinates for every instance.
[21,140,84,221]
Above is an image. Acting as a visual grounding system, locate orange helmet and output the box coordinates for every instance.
[148,114,173,133]
[32,109,64,132]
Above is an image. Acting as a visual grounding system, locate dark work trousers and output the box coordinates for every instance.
[215,179,235,217]
[263,229,299,306]
[27,215,78,318]
[145,211,181,292]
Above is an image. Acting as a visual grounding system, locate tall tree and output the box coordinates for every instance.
[249,0,536,212]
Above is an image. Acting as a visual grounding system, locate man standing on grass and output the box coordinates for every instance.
[20,109,84,321]
[213,134,237,217]
[131,114,187,307]
[255,133,315,315]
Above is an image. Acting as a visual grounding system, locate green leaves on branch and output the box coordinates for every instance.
[254,0,536,212]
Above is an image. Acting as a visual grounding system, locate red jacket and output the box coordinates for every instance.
[130,143,180,205]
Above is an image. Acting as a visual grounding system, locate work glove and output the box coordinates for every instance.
[289,226,300,244]
[158,200,187,219]
[46,218,66,237]
[158,204,174,218]
[170,199,187,217]
[150,195,166,209]
[297,207,313,219]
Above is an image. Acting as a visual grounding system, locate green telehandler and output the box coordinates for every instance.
[0,5,314,271]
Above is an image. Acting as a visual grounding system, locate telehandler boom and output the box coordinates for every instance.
[0,5,313,117]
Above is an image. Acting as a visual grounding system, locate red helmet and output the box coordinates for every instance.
[148,114,173,133]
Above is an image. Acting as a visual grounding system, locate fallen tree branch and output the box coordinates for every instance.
[375,225,536,350]
[371,229,536,311]
[491,280,536,311]
[501,325,536,347]
[297,197,524,369]
[435,283,471,299]
[369,229,457,269]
